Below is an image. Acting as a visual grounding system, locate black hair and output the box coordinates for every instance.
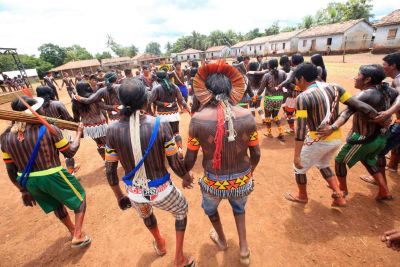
[191,60,199,68]
[383,52,400,70]
[237,56,244,63]
[249,62,260,71]
[124,69,132,76]
[311,54,327,81]
[261,61,269,70]
[243,56,250,61]
[119,77,148,116]
[36,86,55,108]
[142,65,149,70]
[279,55,290,66]
[104,71,118,92]
[190,67,198,78]
[74,82,93,113]
[174,61,181,67]
[11,96,37,111]
[268,59,279,81]
[294,62,318,82]
[359,64,386,85]
[89,74,98,81]
[291,53,304,66]
[205,73,232,99]
[156,71,174,95]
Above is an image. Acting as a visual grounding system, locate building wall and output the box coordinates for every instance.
[344,21,374,50]
[247,44,267,56]
[177,53,201,61]
[298,35,343,53]
[206,47,231,59]
[231,46,248,57]
[266,39,297,54]
[373,25,400,48]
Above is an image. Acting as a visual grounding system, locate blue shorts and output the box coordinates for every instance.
[178,85,188,98]
[201,191,248,216]
[379,123,400,157]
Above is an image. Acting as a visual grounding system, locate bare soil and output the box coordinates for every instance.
[0,53,399,267]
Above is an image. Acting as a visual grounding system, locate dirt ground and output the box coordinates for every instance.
[0,53,399,267]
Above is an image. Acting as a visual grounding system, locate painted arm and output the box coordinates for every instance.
[175,86,188,110]
[71,102,81,123]
[278,70,294,89]
[184,119,200,172]
[257,73,268,96]
[75,88,105,105]
[57,125,83,158]
[57,103,74,121]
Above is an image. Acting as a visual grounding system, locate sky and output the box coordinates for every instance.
[0,0,398,57]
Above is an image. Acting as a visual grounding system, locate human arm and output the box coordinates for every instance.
[175,86,189,111]
[74,87,105,105]
[294,96,307,169]
[52,78,60,89]
[247,120,261,173]
[53,124,83,159]
[338,86,378,119]
[61,79,66,88]
[257,73,268,96]
[184,119,200,172]
[318,108,354,137]
[71,102,81,122]
[373,88,400,123]
[161,122,194,188]
[104,132,131,210]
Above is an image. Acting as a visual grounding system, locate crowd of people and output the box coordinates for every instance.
[1,51,400,266]
[0,73,29,93]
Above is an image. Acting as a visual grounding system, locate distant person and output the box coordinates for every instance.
[43,72,60,100]
[311,54,327,82]
[279,55,291,73]
[124,69,133,78]
[171,62,188,102]
[61,72,76,99]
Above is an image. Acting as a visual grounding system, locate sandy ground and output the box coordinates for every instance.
[0,53,399,267]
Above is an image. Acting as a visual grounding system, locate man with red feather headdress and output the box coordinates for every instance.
[184,60,261,265]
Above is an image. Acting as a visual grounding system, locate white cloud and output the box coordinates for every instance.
[0,0,397,56]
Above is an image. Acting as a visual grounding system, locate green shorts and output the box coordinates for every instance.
[18,166,85,214]
[335,133,387,168]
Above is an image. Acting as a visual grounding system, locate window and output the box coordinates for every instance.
[193,55,196,59]
[187,55,190,59]
[249,46,252,51]
[181,56,184,60]
[327,38,332,45]
[259,45,262,50]
[388,28,398,40]
[282,43,286,49]
[271,44,273,50]
[303,40,307,47]
[211,52,214,57]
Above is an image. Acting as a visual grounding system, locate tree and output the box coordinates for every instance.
[0,54,53,78]
[38,43,66,67]
[145,42,161,55]
[299,15,314,29]
[265,21,280,36]
[342,0,373,21]
[171,36,192,53]
[280,26,297,32]
[189,31,207,50]
[95,51,112,60]
[106,34,138,57]
[64,45,93,63]
[244,28,263,40]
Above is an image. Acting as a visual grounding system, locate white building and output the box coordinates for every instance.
[230,41,249,57]
[373,9,400,51]
[266,29,305,55]
[297,19,373,54]
[205,45,231,59]
[176,48,204,61]
[246,36,272,56]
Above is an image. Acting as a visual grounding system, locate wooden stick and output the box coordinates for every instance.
[0,109,79,131]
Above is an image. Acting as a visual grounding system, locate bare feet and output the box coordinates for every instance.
[284,192,308,204]
[375,194,394,202]
[209,228,228,251]
[381,229,400,251]
[175,255,195,267]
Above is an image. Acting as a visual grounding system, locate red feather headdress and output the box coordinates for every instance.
[193,59,245,105]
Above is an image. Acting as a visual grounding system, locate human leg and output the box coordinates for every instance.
[54,204,75,236]
[229,197,250,257]
[94,137,106,160]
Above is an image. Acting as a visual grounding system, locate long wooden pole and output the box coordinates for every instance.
[0,109,79,131]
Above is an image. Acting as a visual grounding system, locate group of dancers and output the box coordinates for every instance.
[2,52,400,267]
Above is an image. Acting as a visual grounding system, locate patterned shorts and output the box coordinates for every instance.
[131,186,188,221]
